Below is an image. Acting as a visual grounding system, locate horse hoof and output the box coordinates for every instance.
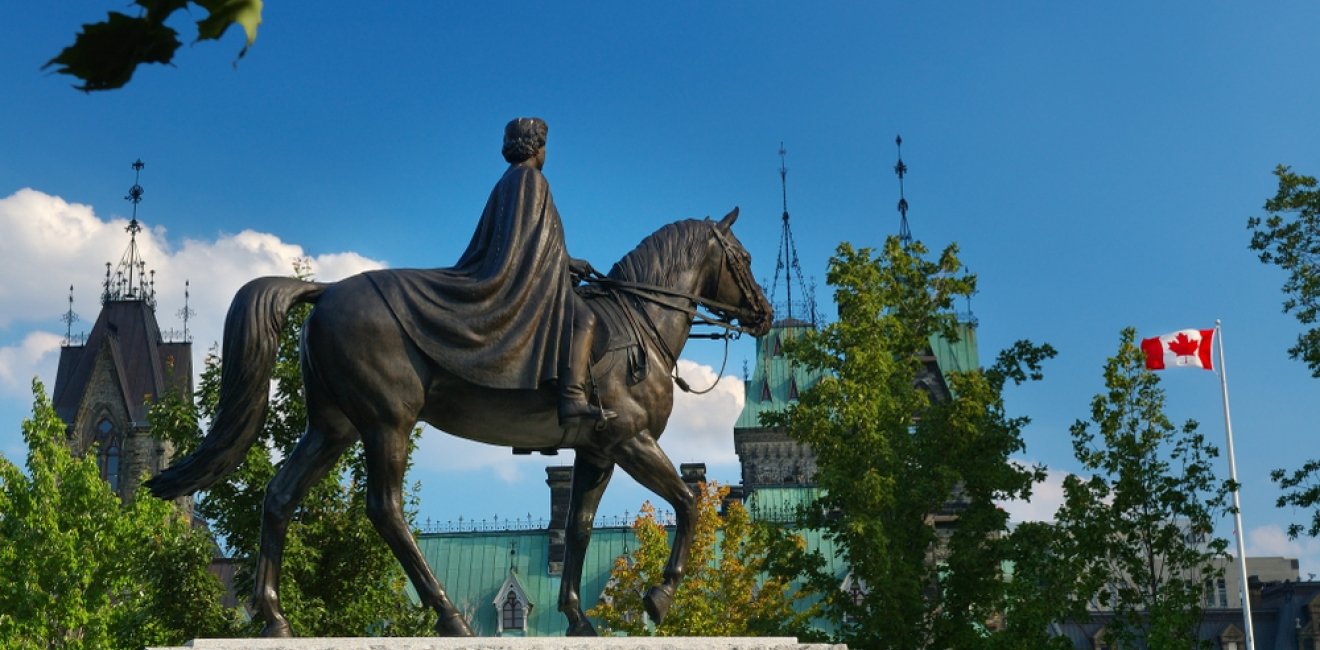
[260,619,293,638]
[436,612,473,637]
[643,585,674,624]
[566,618,598,636]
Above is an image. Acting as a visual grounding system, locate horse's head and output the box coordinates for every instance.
[704,208,773,337]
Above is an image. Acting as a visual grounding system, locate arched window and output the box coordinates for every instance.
[95,418,121,493]
[501,590,524,631]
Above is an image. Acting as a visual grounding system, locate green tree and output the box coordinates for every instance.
[150,262,432,636]
[1248,166,1320,544]
[767,237,1055,649]
[1248,164,1320,377]
[1053,328,1227,649]
[0,380,238,649]
[47,0,263,91]
[988,521,1079,650]
[588,482,814,637]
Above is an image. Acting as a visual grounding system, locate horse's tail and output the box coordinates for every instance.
[146,276,328,500]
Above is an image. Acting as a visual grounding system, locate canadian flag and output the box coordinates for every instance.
[1141,329,1215,371]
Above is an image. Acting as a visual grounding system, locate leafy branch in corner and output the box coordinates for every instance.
[46,0,263,91]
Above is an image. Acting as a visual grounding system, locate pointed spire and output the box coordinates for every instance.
[105,159,157,308]
[768,143,817,327]
[895,135,912,244]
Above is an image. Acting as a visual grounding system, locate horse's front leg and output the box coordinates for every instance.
[611,430,696,626]
[558,450,615,635]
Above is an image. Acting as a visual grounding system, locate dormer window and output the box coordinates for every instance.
[841,572,868,622]
[493,565,532,635]
[760,380,772,402]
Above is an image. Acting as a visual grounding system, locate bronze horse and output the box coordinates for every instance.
[147,208,772,637]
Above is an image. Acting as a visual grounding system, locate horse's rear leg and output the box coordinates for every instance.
[559,450,614,636]
[253,417,354,637]
[612,431,697,626]
[361,426,473,637]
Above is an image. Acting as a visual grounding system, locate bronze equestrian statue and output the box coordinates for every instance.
[146,118,773,637]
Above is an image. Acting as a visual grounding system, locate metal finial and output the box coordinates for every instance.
[768,142,817,327]
[102,262,112,304]
[895,134,912,244]
[107,159,156,305]
[126,158,145,227]
[177,279,195,342]
[61,285,80,345]
[778,142,789,223]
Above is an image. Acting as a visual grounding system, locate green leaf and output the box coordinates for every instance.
[44,12,181,91]
[195,0,264,58]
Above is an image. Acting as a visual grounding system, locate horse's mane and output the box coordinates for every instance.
[608,219,711,287]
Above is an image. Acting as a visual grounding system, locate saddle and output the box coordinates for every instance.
[510,286,649,456]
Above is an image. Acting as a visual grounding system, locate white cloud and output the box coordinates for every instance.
[0,188,750,485]
[1247,524,1320,578]
[0,187,384,370]
[413,429,530,483]
[0,188,386,458]
[999,465,1071,524]
[0,331,63,399]
[411,359,745,483]
[658,359,745,466]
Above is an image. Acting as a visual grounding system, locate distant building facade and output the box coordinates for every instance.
[1060,576,1320,650]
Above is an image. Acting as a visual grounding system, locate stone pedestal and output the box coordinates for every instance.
[148,638,847,650]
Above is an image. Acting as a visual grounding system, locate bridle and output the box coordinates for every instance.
[582,222,770,393]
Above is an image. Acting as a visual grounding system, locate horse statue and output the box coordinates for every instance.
[146,208,772,637]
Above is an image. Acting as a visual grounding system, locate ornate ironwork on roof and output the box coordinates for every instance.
[103,159,156,308]
[769,143,818,327]
[60,284,80,346]
[895,134,912,244]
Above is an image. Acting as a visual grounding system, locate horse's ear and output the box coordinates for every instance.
[718,207,739,231]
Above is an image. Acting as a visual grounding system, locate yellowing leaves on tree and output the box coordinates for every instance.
[588,481,814,637]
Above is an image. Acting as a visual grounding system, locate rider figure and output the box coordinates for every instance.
[497,118,613,424]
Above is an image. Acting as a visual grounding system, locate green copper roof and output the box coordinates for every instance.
[745,486,822,523]
[735,322,826,429]
[929,323,979,379]
[415,527,633,636]
[736,321,980,429]
[414,513,848,637]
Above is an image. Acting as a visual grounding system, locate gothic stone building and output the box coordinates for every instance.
[52,162,191,505]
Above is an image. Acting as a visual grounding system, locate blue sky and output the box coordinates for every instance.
[4,3,1320,571]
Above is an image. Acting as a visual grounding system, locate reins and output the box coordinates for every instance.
[581,225,763,394]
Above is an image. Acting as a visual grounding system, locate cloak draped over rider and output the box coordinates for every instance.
[366,161,574,390]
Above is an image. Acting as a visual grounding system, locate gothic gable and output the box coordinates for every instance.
[492,568,532,635]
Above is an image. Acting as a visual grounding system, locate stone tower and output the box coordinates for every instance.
[733,144,826,495]
[52,160,193,504]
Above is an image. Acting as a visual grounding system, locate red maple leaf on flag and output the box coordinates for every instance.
[1167,332,1199,358]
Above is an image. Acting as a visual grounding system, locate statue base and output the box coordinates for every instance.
[149,638,847,650]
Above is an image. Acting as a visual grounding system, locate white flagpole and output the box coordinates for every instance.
[1216,320,1255,650]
